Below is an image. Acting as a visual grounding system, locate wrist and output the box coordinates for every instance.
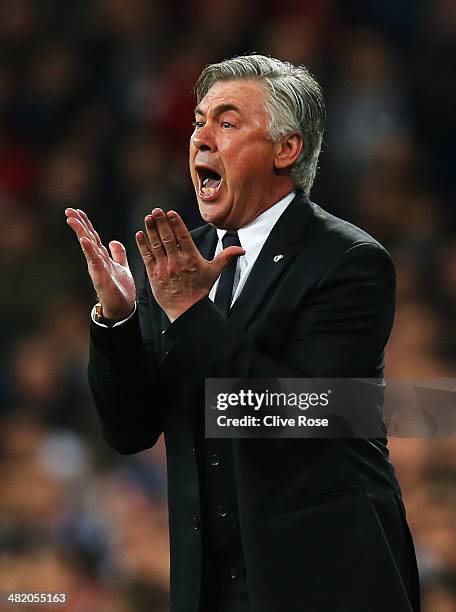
[165,297,206,323]
[95,302,135,326]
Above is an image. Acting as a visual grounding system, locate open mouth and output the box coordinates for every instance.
[196,167,223,200]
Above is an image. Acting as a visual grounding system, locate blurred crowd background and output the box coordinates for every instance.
[0,0,455,610]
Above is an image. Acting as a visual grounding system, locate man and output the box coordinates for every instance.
[66,55,420,612]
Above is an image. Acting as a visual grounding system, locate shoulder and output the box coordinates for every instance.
[281,194,395,290]
[304,198,394,275]
[308,200,388,254]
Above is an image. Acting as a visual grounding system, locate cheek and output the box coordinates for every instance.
[220,139,274,190]
[189,143,197,170]
[229,161,259,189]
[189,163,198,186]
[223,156,250,187]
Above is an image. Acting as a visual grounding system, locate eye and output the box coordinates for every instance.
[221,121,233,129]
[192,120,204,129]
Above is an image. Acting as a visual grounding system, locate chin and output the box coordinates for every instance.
[198,201,227,227]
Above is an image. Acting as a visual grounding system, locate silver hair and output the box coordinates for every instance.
[195,54,326,195]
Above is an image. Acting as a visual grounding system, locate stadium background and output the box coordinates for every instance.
[0,0,455,610]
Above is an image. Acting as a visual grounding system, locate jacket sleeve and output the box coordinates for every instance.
[161,243,395,379]
[88,283,167,455]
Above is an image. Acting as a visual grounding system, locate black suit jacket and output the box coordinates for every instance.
[88,192,420,612]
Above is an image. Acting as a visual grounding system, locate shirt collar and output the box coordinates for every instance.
[216,191,296,261]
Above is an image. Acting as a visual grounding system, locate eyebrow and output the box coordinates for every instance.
[194,103,241,117]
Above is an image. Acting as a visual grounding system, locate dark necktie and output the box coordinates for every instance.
[214,231,242,316]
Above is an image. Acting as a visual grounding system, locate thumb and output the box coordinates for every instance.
[109,240,129,266]
[212,246,245,277]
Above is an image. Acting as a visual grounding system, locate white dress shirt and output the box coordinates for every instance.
[209,191,295,305]
[92,191,295,327]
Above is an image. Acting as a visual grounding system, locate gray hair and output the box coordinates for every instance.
[195,54,326,195]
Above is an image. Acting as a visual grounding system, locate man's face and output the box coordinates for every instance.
[189,79,283,229]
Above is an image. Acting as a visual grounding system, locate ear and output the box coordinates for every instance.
[273,133,303,171]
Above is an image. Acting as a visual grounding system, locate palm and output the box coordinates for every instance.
[65,208,136,319]
[90,254,135,311]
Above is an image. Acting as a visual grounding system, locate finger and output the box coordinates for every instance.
[166,210,198,256]
[212,246,245,277]
[109,240,129,267]
[79,236,105,271]
[76,209,110,259]
[79,237,117,296]
[66,209,107,258]
[65,207,80,220]
[66,215,96,244]
[136,230,156,268]
[77,209,103,249]
[144,214,166,260]
[66,216,109,268]
[67,208,96,241]
[152,209,181,259]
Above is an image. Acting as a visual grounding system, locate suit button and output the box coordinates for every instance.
[230,568,239,580]
[209,452,221,466]
[192,515,200,530]
[216,505,227,518]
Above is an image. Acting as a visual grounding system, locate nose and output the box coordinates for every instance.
[191,124,216,152]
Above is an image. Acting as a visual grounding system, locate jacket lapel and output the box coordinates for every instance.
[194,224,218,260]
[229,192,315,330]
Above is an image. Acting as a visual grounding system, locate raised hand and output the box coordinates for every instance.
[65,208,136,319]
[136,208,244,322]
